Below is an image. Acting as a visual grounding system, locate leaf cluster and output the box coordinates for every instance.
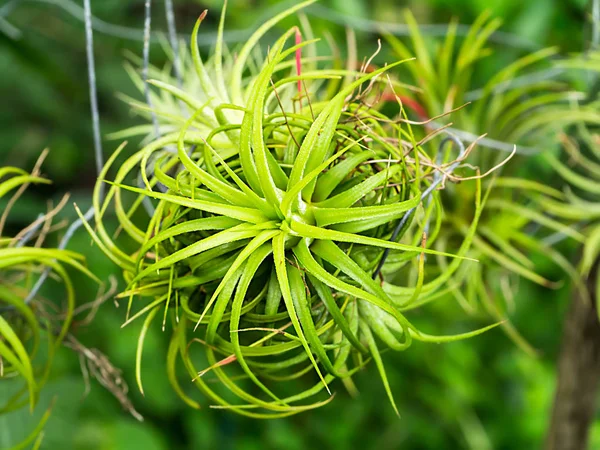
[84,2,497,416]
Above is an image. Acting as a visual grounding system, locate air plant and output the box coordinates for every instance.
[81,3,501,417]
[529,52,600,306]
[0,159,96,446]
[382,11,587,354]
[535,50,600,450]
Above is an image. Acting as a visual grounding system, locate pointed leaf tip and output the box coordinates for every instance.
[295,28,302,93]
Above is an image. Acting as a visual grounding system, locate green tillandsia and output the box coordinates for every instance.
[83,3,500,417]
[0,163,95,447]
[382,10,584,355]
[525,51,600,315]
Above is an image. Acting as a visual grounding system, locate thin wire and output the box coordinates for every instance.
[15,214,45,248]
[24,208,95,304]
[435,124,538,155]
[143,0,160,139]
[592,0,600,50]
[138,174,158,217]
[423,152,445,236]
[542,230,571,246]
[373,134,467,279]
[85,0,103,187]
[23,0,103,304]
[140,0,159,218]
[164,0,182,88]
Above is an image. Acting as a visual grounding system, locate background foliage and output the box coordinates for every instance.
[0,0,592,448]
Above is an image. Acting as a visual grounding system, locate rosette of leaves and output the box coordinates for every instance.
[82,5,498,417]
[0,164,95,447]
[380,11,585,354]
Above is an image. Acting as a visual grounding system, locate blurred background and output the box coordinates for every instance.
[0,0,592,448]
